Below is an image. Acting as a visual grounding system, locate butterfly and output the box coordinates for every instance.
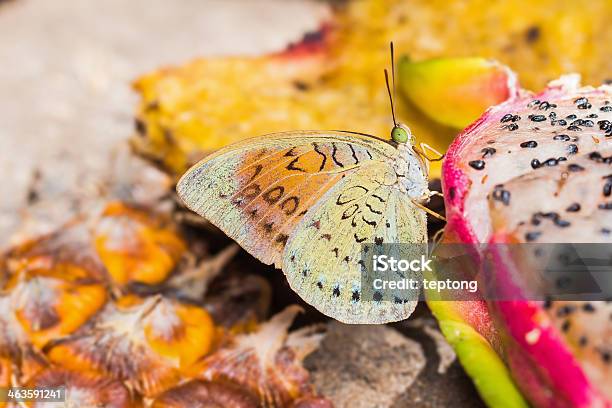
[177,44,444,324]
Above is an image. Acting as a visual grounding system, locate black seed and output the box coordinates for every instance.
[601,228,611,235]
[566,114,577,120]
[492,185,511,206]
[500,113,514,123]
[561,320,571,332]
[587,113,598,118]
[601,106,612,112]
[568,164,585,172]
[531,158,541,169]
[567,125,582,131]
[469,160,486,170]
[555,119,567,126]
[525,231,541,241]
[598,202,612,210]
[373,291,383,302]
[538,101,552,110]
[574,97,589,107]
[582,303,595,312]
[578,336,588,347]
[544,158,559,167]
[549,112,557,120]
[481,147,496,158]
[567,144,578,155]
[557,156,567,162]
[553,134,570,141]
[555,219,571,228]
[528,114,546,122]
[531,213,542,226]
[503,123,519,131]
[566,203,581,212]
[352,290,360,302]
[528,99,540,108]
[520,140,538,148]
[604,180,612,197]
[557,305,575,317]
[543,298,552,309]
[598,120,611,131]
[589,151,603,161]
[602,352,611,364]
[317,282,323,289]
[332,286,340,297]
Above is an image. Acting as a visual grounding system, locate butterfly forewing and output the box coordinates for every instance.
[177,131,393,267]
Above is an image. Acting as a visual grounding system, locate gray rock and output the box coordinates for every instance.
[305,322,427,408]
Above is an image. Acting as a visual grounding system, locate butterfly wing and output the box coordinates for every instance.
[283,162,427,324]
[177,130,395,267]
[178,130,428,324]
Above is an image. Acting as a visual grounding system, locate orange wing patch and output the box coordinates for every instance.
[178,133,392,267]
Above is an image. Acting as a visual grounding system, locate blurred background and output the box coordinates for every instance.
[0,0,327,245]
[0,1,610,406]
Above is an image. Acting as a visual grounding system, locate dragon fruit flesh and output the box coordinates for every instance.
[440,74,612,407]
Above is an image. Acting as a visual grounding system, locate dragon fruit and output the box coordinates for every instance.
[438,74,612,407]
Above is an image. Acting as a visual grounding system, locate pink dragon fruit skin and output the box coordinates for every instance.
[441,75,612,407]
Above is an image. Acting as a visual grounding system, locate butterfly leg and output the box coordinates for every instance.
[431,227,445,245]
[420,143,445,162]
[414,143,445,173]
[410,198,446,222]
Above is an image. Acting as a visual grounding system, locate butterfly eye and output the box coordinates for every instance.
[391,126,409,143]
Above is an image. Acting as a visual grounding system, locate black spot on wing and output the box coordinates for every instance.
[262,186,284,204]
[331,143,344,167]
[287,157,306,172]
[275,233,288,247]
[348,144,359,164]
[246,164,263,182]
[336,185,369,205]
[362,216,377,226]
[366,203,383,215]
[263,221,274,234]
[341,204,359,220]
[354,233,367,243]
[280,196,299,215]
[313,142,327,171]
[284,147,299,157]
[242,184,261,199]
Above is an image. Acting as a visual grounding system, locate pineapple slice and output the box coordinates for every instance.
[46,295,215,397]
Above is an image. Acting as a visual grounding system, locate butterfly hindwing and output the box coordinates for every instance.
[283,162,427,324]
[177,131,394,267]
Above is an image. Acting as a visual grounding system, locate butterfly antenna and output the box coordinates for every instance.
[384,69,397,127]
[390,41,396,104]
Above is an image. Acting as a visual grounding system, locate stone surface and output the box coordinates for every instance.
[304,314,487,408]
[305,322,427,408]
